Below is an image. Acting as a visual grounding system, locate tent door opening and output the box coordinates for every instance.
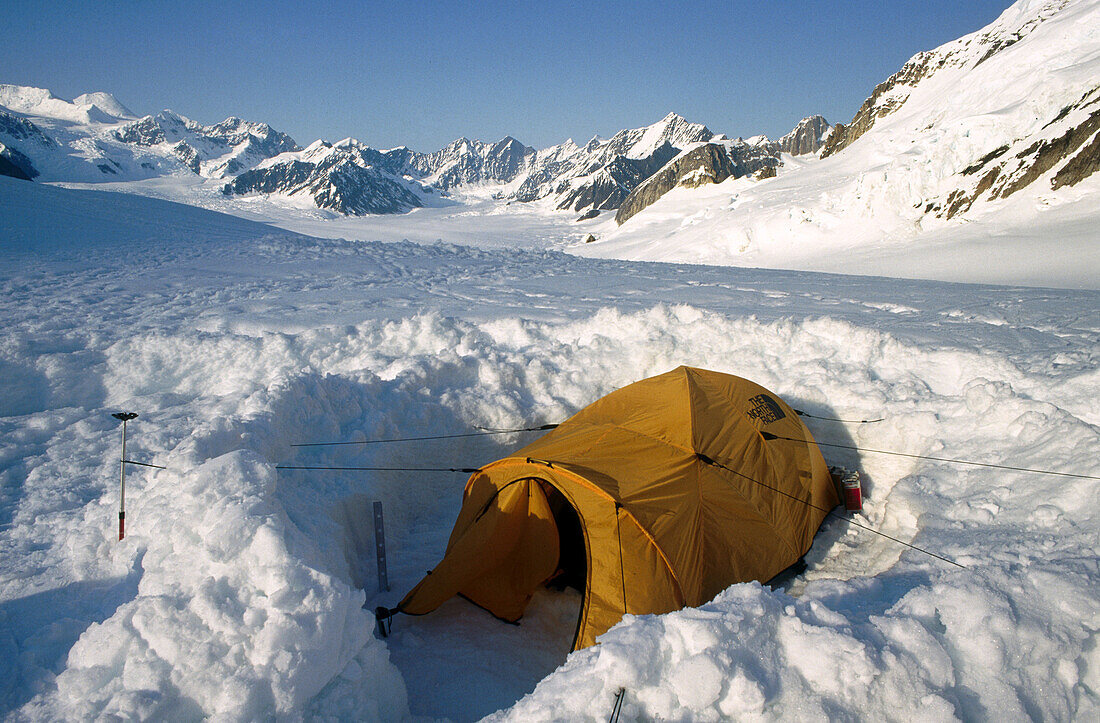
[539,480,587,594]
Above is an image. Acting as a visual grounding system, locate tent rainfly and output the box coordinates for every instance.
[391,366,840,650]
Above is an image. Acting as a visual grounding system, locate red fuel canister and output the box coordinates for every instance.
[842,475,862,512]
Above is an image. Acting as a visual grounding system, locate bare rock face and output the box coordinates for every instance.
[779,116,831,155]
[922,87,1100,219]
[615,142,780,225]
[0,142,37,180]
[513,113,715,214]
[555,142,679,212]
[222,141,424,215]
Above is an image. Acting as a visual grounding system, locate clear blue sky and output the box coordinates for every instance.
[5,0,1014,152]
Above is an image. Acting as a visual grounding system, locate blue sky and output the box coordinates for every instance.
[6,1,1013,151]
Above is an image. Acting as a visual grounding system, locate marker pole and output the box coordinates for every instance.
[374,501,389,592]
[111,412,138,540]
[120,418,127,540]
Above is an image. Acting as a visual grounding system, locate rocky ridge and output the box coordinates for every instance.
[223,139,427,215]
[113,111,300,178]
[615,141,781,224]
[779,115,831,156]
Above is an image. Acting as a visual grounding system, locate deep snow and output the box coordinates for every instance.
[1,174,1097,720]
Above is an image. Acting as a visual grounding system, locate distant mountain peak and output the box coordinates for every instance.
[72,91,134,119]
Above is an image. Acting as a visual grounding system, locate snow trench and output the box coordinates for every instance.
[2,301,1097,721]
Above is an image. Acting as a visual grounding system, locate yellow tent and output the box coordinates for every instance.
[393,366,839,650]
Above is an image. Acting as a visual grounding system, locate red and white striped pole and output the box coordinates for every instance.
[112,412,138,540]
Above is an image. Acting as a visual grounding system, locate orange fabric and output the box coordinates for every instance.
[397,366,840,649]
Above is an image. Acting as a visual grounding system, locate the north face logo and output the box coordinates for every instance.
[747,394,786,424]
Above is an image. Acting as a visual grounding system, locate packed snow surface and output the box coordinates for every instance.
[1,160,1098,723]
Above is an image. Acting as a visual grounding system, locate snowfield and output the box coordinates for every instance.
[1,175,1097,720]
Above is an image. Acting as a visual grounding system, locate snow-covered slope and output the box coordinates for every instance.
[2,162,1098,721]
[588,0,1100,287]
[0,174,295,254]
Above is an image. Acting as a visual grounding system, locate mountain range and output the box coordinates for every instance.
[0,84,828,219]
[2,0,1097,287]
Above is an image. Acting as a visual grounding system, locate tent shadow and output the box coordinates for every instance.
[764,395,873,593]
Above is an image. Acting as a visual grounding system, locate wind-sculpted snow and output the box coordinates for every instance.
[0,178,1098,720]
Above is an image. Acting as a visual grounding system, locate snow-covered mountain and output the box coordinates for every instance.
[513,112,719,214]
[0,85,756,218]
[615,140,781,224]
[221,112,735,216]
[2,83,816,220]
[588,0,1100,285]
[779,114,831,155]
[223,139,431,215]
[113,112,299,178]
[0,84,300,184]
[411,136,537,189]
[0,84,133,124]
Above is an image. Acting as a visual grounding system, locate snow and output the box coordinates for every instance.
[3,1,1100,718]
[2,165,1098,721]
[580,0,1100,290]
[5,0,1095,291]
[0,85,127,125]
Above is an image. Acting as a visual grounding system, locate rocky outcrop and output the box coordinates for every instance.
[922,87,1100,219]
[0,143,37,180]
[779,116,831,155]
[0,110,55,148]
[615,142,781,225]
[0,111,52,180]
[172,141,201,173]
[205,117,298,158]
[222,141,424,215]
[556,142,679,212]
[820,51,941,158]
[114,112,194,146]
